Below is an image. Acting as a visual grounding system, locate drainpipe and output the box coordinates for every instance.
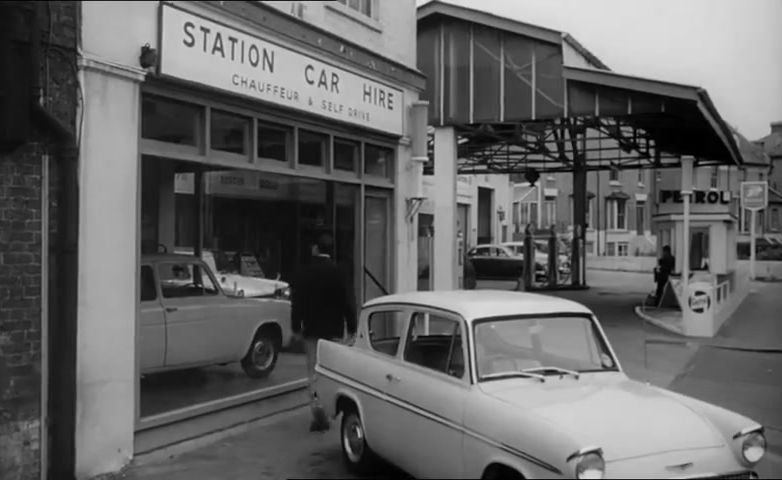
[29,2,80,477]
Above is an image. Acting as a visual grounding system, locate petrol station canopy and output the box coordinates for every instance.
[417,1,743,174]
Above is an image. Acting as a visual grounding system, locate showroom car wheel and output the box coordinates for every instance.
[341,409,375,474]
[241,331,279,378]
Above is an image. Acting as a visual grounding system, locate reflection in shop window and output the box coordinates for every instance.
[257,123,290,162]
[365,144,393,177]
[298,129,328,167]
[211,110,249,155]
[334,138,359,172]
[141,94,203,146]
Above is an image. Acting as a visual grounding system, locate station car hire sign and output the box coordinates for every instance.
[159,4,404,136]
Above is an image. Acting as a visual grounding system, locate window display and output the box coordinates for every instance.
[138,91,394,426]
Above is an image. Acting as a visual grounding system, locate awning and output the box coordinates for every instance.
[418,1,742,175]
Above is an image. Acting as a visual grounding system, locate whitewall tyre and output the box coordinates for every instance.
[340,410,375,474]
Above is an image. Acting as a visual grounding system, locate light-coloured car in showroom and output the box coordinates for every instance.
[139,254,292,378]
[315,290,766,479]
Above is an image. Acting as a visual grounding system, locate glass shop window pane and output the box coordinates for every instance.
[141,94,203,146]
[298,129,328,167]
[365,144,393,178]
[334,138,359,172]
[443,21,471,124]
[211,110,249,155]
[257,123,290,162]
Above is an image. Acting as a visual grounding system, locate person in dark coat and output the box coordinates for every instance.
[654,245,675,305]
[291,233,357,432]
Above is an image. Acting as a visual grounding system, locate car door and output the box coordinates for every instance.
[382,309,469,479]
[356,307,411,464]
[139,263,165,372]
[158,260,234,368]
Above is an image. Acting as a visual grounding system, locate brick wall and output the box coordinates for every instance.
[0,2,79,479]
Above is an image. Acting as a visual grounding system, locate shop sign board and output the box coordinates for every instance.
[159,5,404,136]
[740,181,768,211]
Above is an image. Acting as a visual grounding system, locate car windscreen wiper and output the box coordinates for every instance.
[521,366,580,380]
[480,371,546,383]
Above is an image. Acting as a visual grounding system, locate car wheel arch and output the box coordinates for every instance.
[481,462,526,480]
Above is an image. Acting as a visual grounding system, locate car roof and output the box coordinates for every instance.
[363,290,593,321]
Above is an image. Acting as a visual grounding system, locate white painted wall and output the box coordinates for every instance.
[263,0,417,67]
[75,66,142,478]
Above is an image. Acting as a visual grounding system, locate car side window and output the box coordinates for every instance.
[140,265,157,302]
[495,248,509,257]
[158,262,220,298]
[476,247,489,256]
[403,312,465,379]
[368,310,406,357]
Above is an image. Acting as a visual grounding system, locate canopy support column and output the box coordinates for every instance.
[572,154,587,287]
[433,127,458,290]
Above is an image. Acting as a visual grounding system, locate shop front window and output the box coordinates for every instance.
[142,94,203,147]
[140,155,384,423]
[298,129,328,167]
[365,143,393,178]
[334,138,360,172]
[211,110,250,155]
[257,123,290,162]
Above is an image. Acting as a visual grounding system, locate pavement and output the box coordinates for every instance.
[117,270,782,479]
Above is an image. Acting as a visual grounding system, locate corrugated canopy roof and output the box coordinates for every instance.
[417,0,742,174]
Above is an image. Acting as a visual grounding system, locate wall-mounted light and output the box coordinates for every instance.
[139,43,158,70]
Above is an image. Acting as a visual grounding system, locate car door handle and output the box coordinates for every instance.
[165,307,178,313]
[385,373,400,383]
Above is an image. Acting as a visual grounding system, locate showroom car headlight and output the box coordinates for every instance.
[275,286,291,300]
[740,431,766,464]
[568,448,605,480]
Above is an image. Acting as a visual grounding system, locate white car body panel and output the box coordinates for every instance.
[315,290,764,479]
[139,254,292,374]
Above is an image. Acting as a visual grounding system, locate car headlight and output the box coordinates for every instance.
[740,431,766,464]
[568,448,605,480]
[275,286,291,300]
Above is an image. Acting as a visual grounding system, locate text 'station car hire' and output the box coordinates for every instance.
[315,291,767,479]
[139,254,293,379]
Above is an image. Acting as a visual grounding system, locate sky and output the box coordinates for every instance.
[417,0,782,141]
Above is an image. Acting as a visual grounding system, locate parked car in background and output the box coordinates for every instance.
[503,240,570,278]
[315,290,767,479]
[466,244,528,280]
[175,248,290,299]
[139,254,292,378]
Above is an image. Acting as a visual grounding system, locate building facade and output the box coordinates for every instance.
[69,1,423,478]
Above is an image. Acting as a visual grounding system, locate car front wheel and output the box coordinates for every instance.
[341,409,375,474]
[241,331,279,378]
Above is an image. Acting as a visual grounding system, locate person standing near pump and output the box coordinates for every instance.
[291,233,357,432]
[654,245,675,305]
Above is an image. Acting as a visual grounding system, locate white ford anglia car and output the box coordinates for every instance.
[139,254,292,378]
[315,290,766,479]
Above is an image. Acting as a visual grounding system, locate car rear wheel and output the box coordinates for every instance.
[341,409,375,474]
[241,330,279,378]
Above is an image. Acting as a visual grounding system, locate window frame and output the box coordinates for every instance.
[367,309,407,358]
[606,198,627,231]
[157,260,222,299]
[401,309,470,383]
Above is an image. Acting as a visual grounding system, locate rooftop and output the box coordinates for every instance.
[364,290,593,320]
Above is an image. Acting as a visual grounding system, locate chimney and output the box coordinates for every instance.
[772,121,782,135]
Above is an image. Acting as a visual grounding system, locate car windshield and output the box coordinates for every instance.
[473,316,617,381]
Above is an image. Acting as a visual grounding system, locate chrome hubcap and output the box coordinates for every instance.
[251,339,273,369]
[342,415,365,463]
